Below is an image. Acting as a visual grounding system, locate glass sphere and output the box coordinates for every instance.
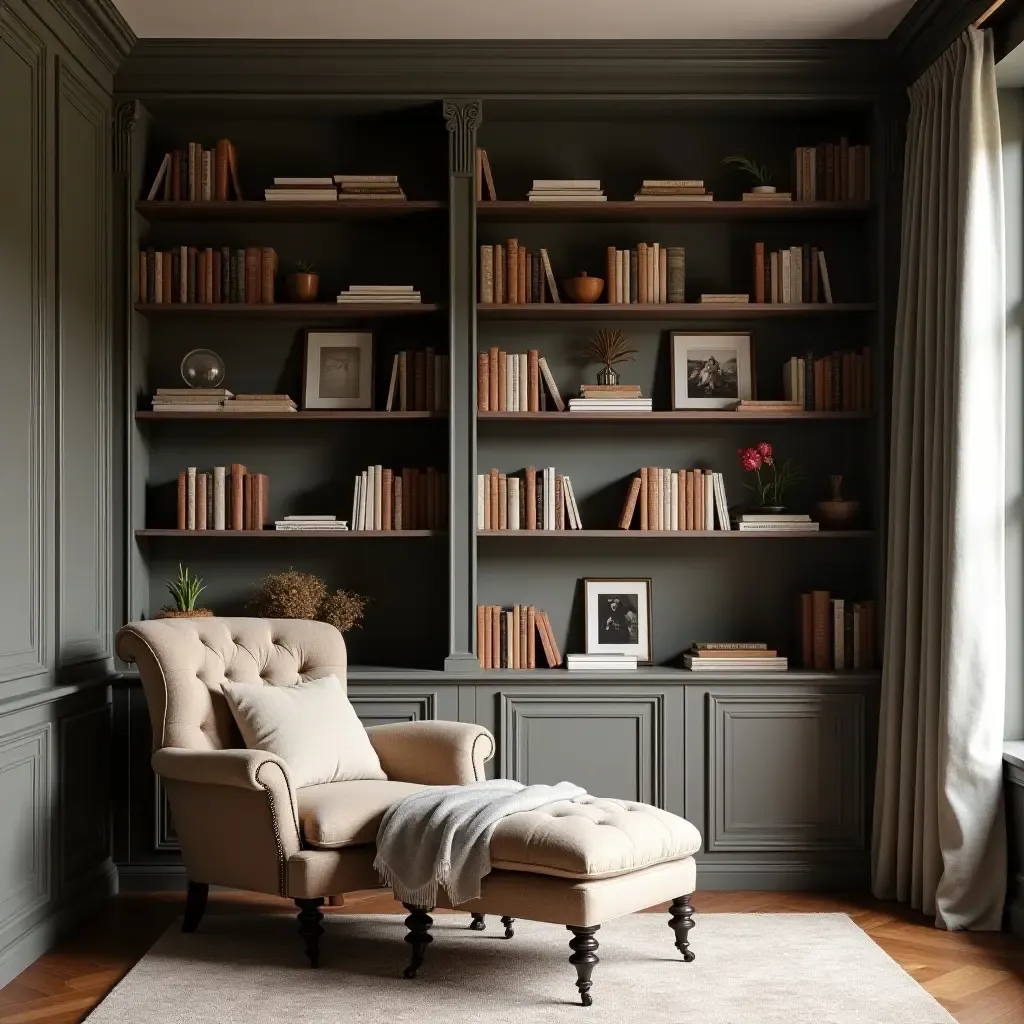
[180,349,226,389]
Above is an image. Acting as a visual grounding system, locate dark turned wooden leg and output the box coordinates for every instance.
[181,881,208,933]
[295,898,325,968]
[469,913,486,931]
[668,894,696,962]
[501,915,515,939]
[402,904,434,979]
[567,925,600,1006]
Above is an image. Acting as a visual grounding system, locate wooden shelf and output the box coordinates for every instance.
[477,303,874,320]
[137,410,445,421]
[135,529,442,538]
[134,302,441,318]
[476,200,873,221]
[477,411,870,423]
[477,529,872,539]
[136,200,445,221]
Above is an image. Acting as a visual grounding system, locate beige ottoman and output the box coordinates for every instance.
[398,796,702,1006]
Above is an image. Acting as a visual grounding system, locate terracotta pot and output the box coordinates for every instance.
[153,608,214,619]
[563,273,605,303]
[286,272,319,302]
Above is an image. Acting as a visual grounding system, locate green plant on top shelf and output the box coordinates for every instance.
[722,155,773,187]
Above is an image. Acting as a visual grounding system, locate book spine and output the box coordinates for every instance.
[491,605,500,669]
[213,467,226,530]
[531,251,541,305]
[541,610,562,667]
[230,464,246,530]
[607,246,617,304]
[512,605,520,669]
[811,590,830,670]
[493,244,504,304]
[480,245,494,304]
[659,246,667,304]
[261,247,275,304]
[637,242,648,306]
[754,242,765,303]
[176,472,186,530]
[526,606,536,669]
[507,238,518,304]
[477,605,487,668]
[186,467,196,529]
[667,247,685,303]
[477,352,489,412]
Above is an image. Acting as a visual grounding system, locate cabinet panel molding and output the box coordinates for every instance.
[59,703,111,888]
[349,691,437,725]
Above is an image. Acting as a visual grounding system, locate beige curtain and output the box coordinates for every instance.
[872,27,1007,929]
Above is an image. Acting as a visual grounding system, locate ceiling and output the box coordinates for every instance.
[111,0,919,40]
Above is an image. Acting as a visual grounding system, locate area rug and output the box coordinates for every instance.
[84,912,955,1023]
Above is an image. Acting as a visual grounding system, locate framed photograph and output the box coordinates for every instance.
[583,578,654,664]
[302,331,374,409]
[670,332,753,410]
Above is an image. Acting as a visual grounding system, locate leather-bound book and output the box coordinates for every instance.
[800,593,814,668]
[554,474,564,530]
[754,242,765,304]
[260,248,275,304]
[518,248,527,304]
[639,467,649,531]
[637,242,648,306]
[244,247,259,304]
[227,141,242,199]
[381,468,393,529]
[493,244,504,305]
[507,239,518,304]
[479,245,493,304]
[229,464,247,531]
[491,605,501,669]
[512,605,521,669]
[526,606,536,668]
[214,139,230,201]
[811,590,830,670]
[488,346,499,411]
[524,467,537,530]
[195,473,208,530]
[527,350,539,412]
[477,352,489,412]
[618,475,641,529]
[606,246,617,304]
[176,472,187,530]
[393,474,403,530]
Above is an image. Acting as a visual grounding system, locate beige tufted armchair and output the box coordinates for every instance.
[114,616,494,966]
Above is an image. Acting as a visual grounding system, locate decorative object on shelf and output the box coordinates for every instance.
[798,591,875,671]
[671,332,753,409]
[248,570,366,634]
[303,331,374,410]
[286,261,319,302]
[145,139,240,202]
[139,246,277,304]
[583,578,653,665]
[815,475,861,529]
[563,273,605,303]
[633,179,712,203]
[156,564,211,619]
[722,154,776,194]
[582,328,636,386]
[619,467,730,531]
[738,442,800,512]
[181,348,226,389]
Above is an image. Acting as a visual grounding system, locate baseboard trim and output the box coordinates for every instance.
[0,859,118,989]
[116,865,187,892]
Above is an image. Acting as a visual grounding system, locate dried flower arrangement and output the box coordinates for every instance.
[582,328,637,385]
[248,569,367,634]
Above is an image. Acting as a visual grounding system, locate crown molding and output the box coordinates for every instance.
[888,0,995,82]
[114,38,892,102]
[46,0,136,75]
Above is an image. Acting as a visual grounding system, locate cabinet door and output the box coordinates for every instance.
[347,685,459,726]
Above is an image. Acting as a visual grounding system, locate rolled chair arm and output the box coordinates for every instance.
[365,721,495,785]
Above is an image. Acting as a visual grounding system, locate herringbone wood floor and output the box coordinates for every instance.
[0,890,1021,1023]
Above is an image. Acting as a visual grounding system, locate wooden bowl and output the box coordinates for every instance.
[814,500,861,530]
[563,273,605,303]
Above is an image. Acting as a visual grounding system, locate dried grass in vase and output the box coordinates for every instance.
[582,328,637,385]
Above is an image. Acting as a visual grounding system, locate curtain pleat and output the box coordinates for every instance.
[871,27,1006,930]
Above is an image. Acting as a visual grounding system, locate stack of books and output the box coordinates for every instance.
[223,393,297,413]
[619,468,731,531]
[606,244,684,305]
[334,175,405,200]
[151,388,231,412]
[175,464,267,531]
[264,177,337,202]
[569,384,651,413]
[274,515,348,532]
[782,349,872,412]
[476,604,562,669]
[753,242,833,305]
[336,285,421,304]
[351,465,446,531]
[477,348,564,412]
[566,653,638,672]
[477,467,583,531]
[384,349,449,413]
[633,179,712,203]
[742,189,793,202]
[799,591,876,670]
[735,513,818,533]
[527,179,606,202]
[682,643,788,671]
[479,242,558,304]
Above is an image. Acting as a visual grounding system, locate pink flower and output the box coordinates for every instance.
[738,447,762,472]
[755,441,774,465]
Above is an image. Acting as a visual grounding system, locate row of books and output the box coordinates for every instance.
[606,244,685,304]
[477,468,583,531]
[350,466,447,532]
[175,464,266,531]
[478,243,559,304]
[384,350,450,413]
[264,175,406,202]
[681,642,788,672]
[618,469,730,531]
[476,348,564,412]
[793,140,871,202]
[799,591,876,670]
[753,243,834,305]
[782,349,873,412]
[633,180,711,203]
[568,384,651,412]
[145,141,242,202]
[138,247,277,305]
[152,390,297,414]
[336,285,422,304]
[476,605,562,669]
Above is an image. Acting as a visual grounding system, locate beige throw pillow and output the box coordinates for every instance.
[221,674,386,788]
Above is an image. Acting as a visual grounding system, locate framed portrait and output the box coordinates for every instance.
[302,331,374,409]
[583,578,654,664]
[670,332,753,410]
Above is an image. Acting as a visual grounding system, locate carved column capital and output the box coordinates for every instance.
[444,99,482,177]
[113,100,138,176]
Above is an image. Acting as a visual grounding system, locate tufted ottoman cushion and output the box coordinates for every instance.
[488,797,701,880]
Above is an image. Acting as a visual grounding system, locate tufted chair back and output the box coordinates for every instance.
[115,617,348,751]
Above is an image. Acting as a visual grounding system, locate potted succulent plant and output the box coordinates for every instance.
[286,260,319,302]
[722,155,776,194]
[582,327,637,386]
[156,564,212,618]
[737,442,800,511]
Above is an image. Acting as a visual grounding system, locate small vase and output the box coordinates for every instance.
[597,367,620,386]
[752,184,777,194]
[286,272,319,302]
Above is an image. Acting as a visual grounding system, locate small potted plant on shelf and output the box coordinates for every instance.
[156,564,212,618]
[248,570,367,634]
[722,155,776,194]
[738,442,800,511]
[286,261,319,303]
[582,327,637,385]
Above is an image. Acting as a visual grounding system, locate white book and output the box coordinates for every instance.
[713,472,731,531]
[566,653,638,665]
[671,471,679,530]
[566,662,638,671]
[284,514,337,521]
[505,354,514,411]
[211,467,225,530]
[477,474,485,530]
[739,513,811,522]
[781,249,792,304]
[532,179,602,189]
[819,251,833,303]
[519,353,528,412]
[365,465,376,531]
[736,522,819,532]
[358,470,368,531]
[512,354,519,412]
[374,464,383,530]
[566,476,583,530]
[561,477,575,529]
[705,470,715,531]
[186,467,196,530]
[509,477,520,530]
[352,475,361,529]
[385,355,399,412]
